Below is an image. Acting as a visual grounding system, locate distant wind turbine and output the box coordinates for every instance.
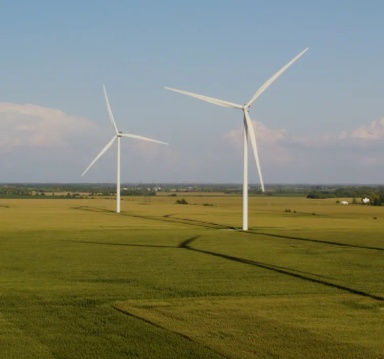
[82,85,168,213]
[165,48,308,230]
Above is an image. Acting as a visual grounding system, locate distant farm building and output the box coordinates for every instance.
[362,197,370,204]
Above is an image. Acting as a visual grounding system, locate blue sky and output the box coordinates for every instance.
[1,1,384,184]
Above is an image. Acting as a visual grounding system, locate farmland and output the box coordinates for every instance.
[0,195,383,358]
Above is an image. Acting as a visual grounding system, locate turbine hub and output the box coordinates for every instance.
[242,105,250,112]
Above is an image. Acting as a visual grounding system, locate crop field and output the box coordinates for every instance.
[0,195,383,358]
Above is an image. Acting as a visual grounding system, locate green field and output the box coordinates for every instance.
[0,195,383,358]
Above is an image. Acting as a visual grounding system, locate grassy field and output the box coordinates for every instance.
[0,195,383,358]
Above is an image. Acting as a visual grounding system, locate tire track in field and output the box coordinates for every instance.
[112,304,230,359]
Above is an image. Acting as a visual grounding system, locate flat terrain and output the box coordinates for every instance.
[0,195,383,358]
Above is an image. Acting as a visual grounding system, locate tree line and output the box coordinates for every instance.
[306,186,384,206]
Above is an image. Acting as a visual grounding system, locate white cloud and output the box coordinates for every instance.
[223,120,293,165]
[222,117,384,154]
[0,102,98,150]
[2,102,384,183]
[127,135,170,161]
[224,121,286,147]
[263,117,384,150]
[219,116,384,183]
[340,118,384,141]
[287,133,338,148]
[0,102,173,182]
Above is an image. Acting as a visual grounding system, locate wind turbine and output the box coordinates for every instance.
[82,85,168,213]
[165,48,308,230]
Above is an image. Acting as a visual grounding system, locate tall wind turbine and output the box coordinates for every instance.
[165,48,308,230]
[82,85,168,213]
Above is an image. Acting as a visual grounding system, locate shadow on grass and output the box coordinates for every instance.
[71,206,384,301]
[73,206,234,230]
[60,239,175,249]
[112,303,228,359]
[163,214,237,230]
[73,206,384,252]
[73,206,114,213]
[252,231,384,252]
[179,237,384,302]
[166,213,384,252]
[62,233,383,302]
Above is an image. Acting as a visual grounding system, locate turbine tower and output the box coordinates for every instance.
[82,85,168,213]
[165,48,308,230]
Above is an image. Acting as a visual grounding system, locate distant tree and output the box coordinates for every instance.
[307,191,328,199]
[370,192,384,206]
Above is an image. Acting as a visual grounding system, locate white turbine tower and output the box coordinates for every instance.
[82,85,168,213]
[165,48,308,230]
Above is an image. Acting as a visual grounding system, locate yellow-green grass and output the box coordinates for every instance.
[0,196,383,358]
[114,295,383,359]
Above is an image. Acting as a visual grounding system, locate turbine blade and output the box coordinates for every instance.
[244,111,265,192]
[82,136,117,176]
[119,133,168,145]
[165,87,242,109]
[245,48,308,107]
[103,85,119,134]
